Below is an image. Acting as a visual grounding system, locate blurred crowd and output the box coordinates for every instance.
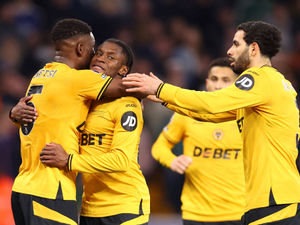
[0,0,299,224]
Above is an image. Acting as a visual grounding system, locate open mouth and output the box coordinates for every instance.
[92,65,105,73]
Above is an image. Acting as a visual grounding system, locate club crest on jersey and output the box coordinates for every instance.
[121,111,137,131]
[101,74,107,79]
[212,129,224,140]
[235,74,254,90]
[21,102,35,136]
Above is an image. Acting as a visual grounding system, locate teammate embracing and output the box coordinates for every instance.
[40,39,150,225]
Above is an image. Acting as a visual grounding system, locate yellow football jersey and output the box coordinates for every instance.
[68,97,150,217]
[12,62,112,200]
[152,113,245,222]
[158,66,300,212]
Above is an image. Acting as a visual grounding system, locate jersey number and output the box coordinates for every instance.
[21,85,43,135]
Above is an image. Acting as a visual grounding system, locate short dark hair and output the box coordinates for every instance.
[208,57,233,73]
[237,21,281,58]
[51,18,92,42]
[105,38,134,74]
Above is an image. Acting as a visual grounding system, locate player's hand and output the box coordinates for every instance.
[40,143,69,169]
[10,96,38,123]
[146,95,164,103]
[170,155,192,174]
[122,72,163,96]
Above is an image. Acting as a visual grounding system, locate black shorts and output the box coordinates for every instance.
[242,203,300,225]
[11,191,78,225]
[79,213,149,225]
[183,219,242,225]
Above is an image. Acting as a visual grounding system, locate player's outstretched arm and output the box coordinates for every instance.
[9,96,38,123]
[40,143,69,169]
[122,72,163,96]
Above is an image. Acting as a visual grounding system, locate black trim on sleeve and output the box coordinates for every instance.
[156,83,165,98]
[67,154,73,171]
[96,77,113,101]
[161,102,168,107]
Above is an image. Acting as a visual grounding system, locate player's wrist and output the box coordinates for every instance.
[9,107,18,123]
[155,82,165,98]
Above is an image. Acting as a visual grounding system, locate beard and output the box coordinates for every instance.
[231,48,250,75]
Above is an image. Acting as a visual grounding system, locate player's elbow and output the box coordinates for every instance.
[114,151,130,172]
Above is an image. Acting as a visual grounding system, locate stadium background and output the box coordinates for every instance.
[0,0,299,224]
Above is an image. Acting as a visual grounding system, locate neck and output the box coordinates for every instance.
[53,40,79,69]
[53,54,77,69]
[249,55,271,69]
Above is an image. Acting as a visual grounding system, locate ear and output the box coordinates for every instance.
[118,65,129,76]
[250,42,260,57]
[76,42,84,57]
[205,78,209,89]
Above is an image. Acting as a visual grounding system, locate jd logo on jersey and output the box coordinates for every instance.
[121,111,137,131]
[235,74,254,90]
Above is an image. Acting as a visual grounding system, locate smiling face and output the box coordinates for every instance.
[227,30,251,75]
[90,41,128,78]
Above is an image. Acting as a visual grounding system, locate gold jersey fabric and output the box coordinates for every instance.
[152,113,245,222]
[12,62,112,200]
[158,66,300,212]
[68,97,150,217]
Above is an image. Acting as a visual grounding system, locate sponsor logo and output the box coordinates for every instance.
[126,103,137,107]
[193,146,241,159]
[235,74,254,90]
[121,111,137,131]
[80,133,105,145]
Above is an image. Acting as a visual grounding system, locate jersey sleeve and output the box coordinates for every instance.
[165,103,237,123]
[69,98,143,173]
[73,70,112,101]
[158,68,270,114]
[151,113,186,168]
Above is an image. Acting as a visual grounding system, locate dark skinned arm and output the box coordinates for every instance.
[103,75,147,99]
[9,96,38,124]
[40,143,69,169]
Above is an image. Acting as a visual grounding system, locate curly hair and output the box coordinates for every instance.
[51,18,92,42]
[237,21,282,58]
[105,38,134,74]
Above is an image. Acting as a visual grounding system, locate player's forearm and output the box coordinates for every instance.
[68,149,130,173]
[102,77,126,98]
[157,83,240,114]
[151,135,177,168]
[165,103,236,123]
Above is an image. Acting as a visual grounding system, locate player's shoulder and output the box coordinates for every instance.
[117,96,141,105]
[242,66,279,77]
[234,66,275,91]
[111,97,142,112]
[169,113,190,126]
[173,112,189,121]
